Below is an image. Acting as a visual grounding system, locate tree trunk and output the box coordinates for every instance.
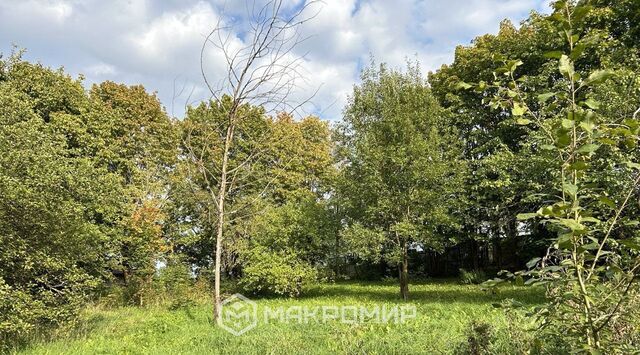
[399,244,409,301]
[334,205,340,279]
[213,123,233,322]
[471,239,479,271]
[334,232,340,278]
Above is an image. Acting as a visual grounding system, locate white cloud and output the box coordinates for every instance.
[0,0,549,120]
[85,62,117,76]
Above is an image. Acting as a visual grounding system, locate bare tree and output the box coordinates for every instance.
[184,0,321,322]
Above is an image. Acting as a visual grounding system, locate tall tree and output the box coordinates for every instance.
[338,63,464,300]
[187,0,320,320]
[85,81,178,304]
[0,53,124,346]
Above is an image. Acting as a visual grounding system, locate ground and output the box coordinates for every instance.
[20,280,543,354]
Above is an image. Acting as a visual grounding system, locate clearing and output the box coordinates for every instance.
[20,280,543,354]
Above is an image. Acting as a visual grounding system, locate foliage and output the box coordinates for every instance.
[0,52,178,346]
[0,53,124,348]
[174,103,335,289]
[239,247,317,297]
[456,321,493,355]
[337,62,465,299]
[462,1,640,351]
[3,0,640,351]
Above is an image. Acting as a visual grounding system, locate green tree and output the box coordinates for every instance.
[338,63,464,300]
[0,53,124,347]
[237,114,336,296]
[85,81,178,305]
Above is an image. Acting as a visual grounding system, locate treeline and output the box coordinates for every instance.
[1,0,639,350]
[0,51,337,344]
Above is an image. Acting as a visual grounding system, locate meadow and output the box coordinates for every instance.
[19,280,544,354]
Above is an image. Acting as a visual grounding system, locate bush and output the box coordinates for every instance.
[455,303,571,355]
[457,321,493,355]
[98,260,204,310]
[459,269,487,285]
[154,261,198,310]
[239,248,317,297]
[0,275,92,352]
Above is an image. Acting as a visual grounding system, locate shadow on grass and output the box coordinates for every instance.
[298,280,545,306]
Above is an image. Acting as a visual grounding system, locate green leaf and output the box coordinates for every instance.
[625,161,640,170]
[569,160,588,171]
[570,34,580,44]
[553,0,567,11]
[572,6,593,22]
[526,257,541,269]
[569,43,586,60]
[516,118,532,125]
[543,51,563,59]
[558,218,585,232]
[583,98,600,109]
[580,243,599,250]
[517,213,538,220]
[581,217,601,224]
[492,54,506,62]
[537,92,556,103]
[512,102,527,116]
[562,118,574,129]
[579,115,596,133]
[455,81,473,90]
[558,55,574,78]
[583,69,615,86]
[620,239,640,251]
[598,196,616,209]
[563,183,578,198]
[576,143,600,154]
[557,233,575,249]
[507,60,524,72]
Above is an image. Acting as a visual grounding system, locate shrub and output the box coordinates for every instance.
[455,302,571,354]
[0,275,92,352]
[456,321,494,355]
[154,261,198,310]
[239,248,317,297]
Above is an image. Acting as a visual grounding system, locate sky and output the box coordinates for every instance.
[0,0,550,120]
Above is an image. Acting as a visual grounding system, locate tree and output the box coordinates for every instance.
[237,114,336,296]
[176,106,336,296]
[338,63,464,300]
[185,0,320,320]
[0,53,124,347]
[85,82,178,305]
[428,18,559,271]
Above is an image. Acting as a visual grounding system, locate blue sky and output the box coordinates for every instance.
[0,0,550,120]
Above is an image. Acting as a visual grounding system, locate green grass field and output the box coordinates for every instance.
[19,280,544,354]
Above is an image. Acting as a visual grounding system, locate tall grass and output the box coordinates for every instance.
[18,280,544,354]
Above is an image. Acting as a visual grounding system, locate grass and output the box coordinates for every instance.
[18,280,544,354]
